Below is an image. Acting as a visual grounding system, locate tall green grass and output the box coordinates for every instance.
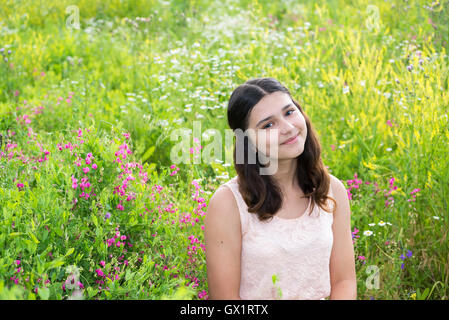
[0,0,448,299]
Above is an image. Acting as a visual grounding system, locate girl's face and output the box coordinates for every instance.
[247,91,307,160]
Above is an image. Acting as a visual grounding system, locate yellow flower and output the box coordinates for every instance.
[410,293,416,300]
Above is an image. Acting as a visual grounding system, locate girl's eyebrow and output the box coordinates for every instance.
[256,103,292,127]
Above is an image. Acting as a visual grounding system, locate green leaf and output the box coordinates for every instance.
[8,232,25,237]
[87,287,98,298]
[38,287,50,300]
[147,163,156,173]
[141,145,155,163]
[65,248,75,256]
[418,288,430,300]
[91,213,98,228]
[28,232,40,244]
[54,227,63,237]
[125,270,134,281]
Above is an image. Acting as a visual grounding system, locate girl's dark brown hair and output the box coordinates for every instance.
[227,77,336,222]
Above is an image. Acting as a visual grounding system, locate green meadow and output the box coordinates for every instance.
[0,0,448,300]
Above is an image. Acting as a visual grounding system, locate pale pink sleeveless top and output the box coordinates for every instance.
[222,176,335,300]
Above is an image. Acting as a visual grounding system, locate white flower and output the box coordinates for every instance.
[368,223,375,227]
[378,221,386,226]
[386,222,392,226]
[158,120,169,127]
[343,86,350,94]
[360,80,366,87]
[363,230,373,236]
[433,216,440,220]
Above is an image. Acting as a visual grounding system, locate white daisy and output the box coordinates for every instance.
[433,216,440,220]
[378,221,386,226]
[368,223,375,227]
[363,230,373,236]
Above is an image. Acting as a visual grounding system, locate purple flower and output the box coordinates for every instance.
[401,263,405,270]
[400,254,406,260]
[407,65,413,72]
[406,250,413,258]
[105,212,111,220]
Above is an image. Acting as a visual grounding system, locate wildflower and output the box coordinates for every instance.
[363,230,373,236]
[343,86,350,94]
[378,221,386,226]
[95,269,104,277]
[83,167,90,174]
[100,261,105,267]
[17,183,24,189]
[433,216,440,220]
[92,163,97,170]
[14,260,20,266]
[400,254,406,260]
[406,250,413,258]
[105,212,111,220]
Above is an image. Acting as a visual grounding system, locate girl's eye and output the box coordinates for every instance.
[262,109,295,129]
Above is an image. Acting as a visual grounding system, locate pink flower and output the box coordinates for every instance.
[83,167,90,174]
[95,269,104,277]
[17,183,24,189]
[15,260,20,266]
[100,260,105,267]
[92,163,97,170]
